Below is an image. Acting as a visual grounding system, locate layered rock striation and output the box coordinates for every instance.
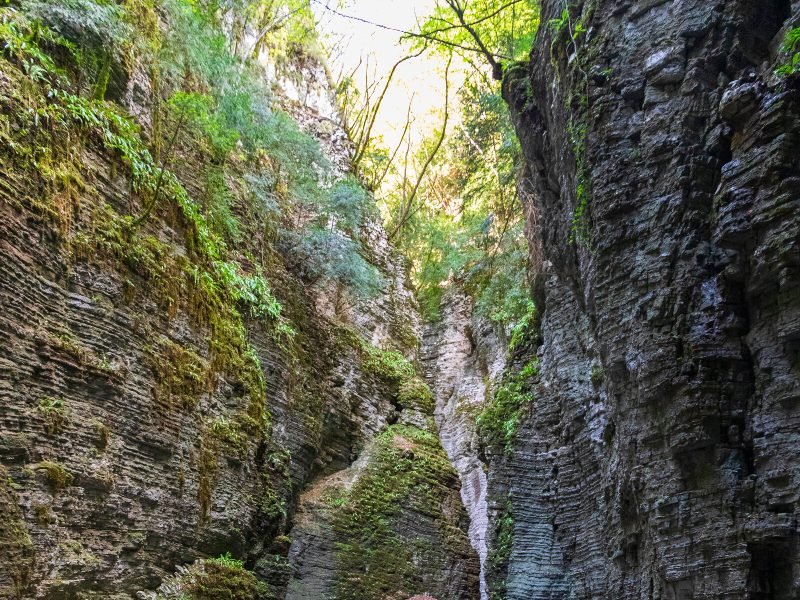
[0,26,479,600]
[422,291,507,600]
[490,0,800,597]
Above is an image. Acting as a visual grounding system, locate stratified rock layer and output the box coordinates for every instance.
[0,44,478,600]
[422,291,506,600]
[492,0,800,597]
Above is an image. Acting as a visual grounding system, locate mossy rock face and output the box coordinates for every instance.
[148,337,210,411]
[476,359,538,453]
[155,556,270,600]
[184,560,269,600]
[330,425,476,600]
[34,461,74,490]
[0,470,35,598]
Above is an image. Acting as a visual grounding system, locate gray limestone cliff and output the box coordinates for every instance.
[422,291,507,600]
[487,0,800,597]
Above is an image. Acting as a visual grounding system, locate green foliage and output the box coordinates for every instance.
[5,0,383,307]
[92,419,110,450]
[369,2,542,327]
[398,377,435,414]
[34,461,73,490]
[591,364,604,386]
[207,0,322,67]
[507,300,537,351]
[338,326,435,422]
[37,397,68,435]
[20,0,131,99]
[0,468,35,595]
[208,416,246,453]
[548,5,586,45]
[168,91,239,158]
[0,7,70,83]
[354,335,416,383]
[388,81,531,327]
[165,555,270,600]
[777,27,800,77]
[148,337,208,410]
[288,227,385,298]
[209,552,243,569]
[414,0,540,66]
[477,360,537,452]
[567,118,591,246]
[548,1,590,70]
[20,0,131,50]
[159,0,382,297]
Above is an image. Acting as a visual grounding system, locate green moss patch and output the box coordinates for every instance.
[37,397,69,435]
[331,425,465,600]
[33,461,73,490]
[336,325,435,419]
[148,337,210,411]
[156,554,270,600]
[477,360,537,453]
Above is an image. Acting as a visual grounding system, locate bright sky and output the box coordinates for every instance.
[311,0,456,149]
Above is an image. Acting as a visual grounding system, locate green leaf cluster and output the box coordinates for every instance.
[386,80,532,327]
[777,27,800,77]
[414,0,540,65]
[477,359,537,452]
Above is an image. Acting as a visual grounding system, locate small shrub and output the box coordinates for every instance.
[777,27,800,77]
[590,365,605,386]
[37,397,68,435]
[508,301,538,351]
[35,461,73,490]
[33,502,55,525]
[91,419,109,450]
[260,486,287,520]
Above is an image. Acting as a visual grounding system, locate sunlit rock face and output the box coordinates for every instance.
[422,291,507,600]
[493,0,800,598]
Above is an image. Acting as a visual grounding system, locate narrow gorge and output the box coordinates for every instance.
[1,0,799,599]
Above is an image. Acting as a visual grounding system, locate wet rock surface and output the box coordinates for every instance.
[495,0,800,598]
[422,291,506,600]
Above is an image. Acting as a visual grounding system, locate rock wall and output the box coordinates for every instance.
[0,34,478,600]
[492,0,800,598]
[422,291,507,600]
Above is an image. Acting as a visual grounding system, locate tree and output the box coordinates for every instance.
[370,1,541,323]
[412,0,539,79]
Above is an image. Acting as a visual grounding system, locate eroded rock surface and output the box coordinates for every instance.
[491,0,800,597]
[0,41,477,600]
[422,291,506,600]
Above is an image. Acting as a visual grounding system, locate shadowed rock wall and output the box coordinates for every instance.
[491,0,800,597]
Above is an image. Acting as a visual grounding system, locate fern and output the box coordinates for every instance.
[777,27,800,77]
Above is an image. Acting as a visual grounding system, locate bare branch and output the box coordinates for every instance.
[388,54,453,240]
[309,0,513,61]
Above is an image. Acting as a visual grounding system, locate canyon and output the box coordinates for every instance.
[1,0,800,599]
